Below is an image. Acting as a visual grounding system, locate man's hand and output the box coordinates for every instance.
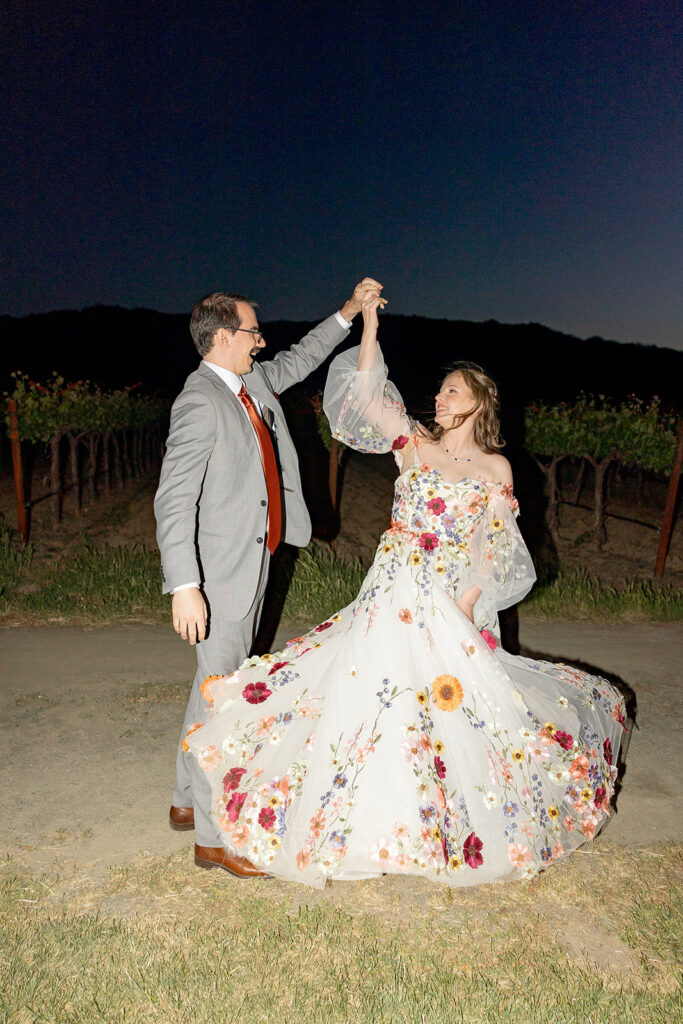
[340,277,387,322]
[172,587,207,645]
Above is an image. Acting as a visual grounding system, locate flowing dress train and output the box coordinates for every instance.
[185,345,625,889]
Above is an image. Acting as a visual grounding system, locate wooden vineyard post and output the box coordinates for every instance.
[654,420,683,577]
[7,398,28,543]
[329,438,339,509]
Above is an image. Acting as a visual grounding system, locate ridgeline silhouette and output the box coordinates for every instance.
[1,306,680,413]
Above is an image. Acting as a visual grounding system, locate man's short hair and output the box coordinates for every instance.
[189,292,258,358]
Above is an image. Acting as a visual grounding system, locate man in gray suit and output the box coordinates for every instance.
[155,278,382,876]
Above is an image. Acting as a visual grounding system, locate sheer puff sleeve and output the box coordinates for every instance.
[323,343,413,454]
[465,484,537,633]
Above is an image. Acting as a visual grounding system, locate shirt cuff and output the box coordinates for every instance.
[334,310,353,330]
[171,582,200,594]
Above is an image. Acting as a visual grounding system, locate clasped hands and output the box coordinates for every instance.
[341,277,388,325]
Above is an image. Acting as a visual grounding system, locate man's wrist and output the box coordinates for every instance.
[339,300,360,323]
[171,582,200,595]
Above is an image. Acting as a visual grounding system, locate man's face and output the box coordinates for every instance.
[224,301,265,375]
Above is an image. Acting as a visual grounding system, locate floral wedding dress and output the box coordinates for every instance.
[185,345,625,889]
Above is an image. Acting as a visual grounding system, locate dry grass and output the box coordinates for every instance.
[2,841,681,1023]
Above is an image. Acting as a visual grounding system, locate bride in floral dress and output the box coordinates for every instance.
[185,291,625,889]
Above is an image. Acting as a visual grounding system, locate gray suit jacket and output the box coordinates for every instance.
[154,314,349,620]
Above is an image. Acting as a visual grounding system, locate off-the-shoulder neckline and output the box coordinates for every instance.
[399,463,512,493]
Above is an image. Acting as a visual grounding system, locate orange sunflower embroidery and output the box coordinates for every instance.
[431,675,464,712]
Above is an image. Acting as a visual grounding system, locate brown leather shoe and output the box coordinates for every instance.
[194,844,272,879]
[169,805,195,831]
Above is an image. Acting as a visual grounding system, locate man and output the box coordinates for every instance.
[155,278,382,877]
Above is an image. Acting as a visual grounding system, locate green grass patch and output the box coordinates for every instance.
[0,519,33,604]
[1,842,681,1023]
[281,543,366,622]
[14,543,169,621]
[522,569,683,621]
[1,519,680,626]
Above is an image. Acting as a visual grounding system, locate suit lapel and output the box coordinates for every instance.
[196,361,276,429]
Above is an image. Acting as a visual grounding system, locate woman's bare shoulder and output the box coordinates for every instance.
[480,452,513,485]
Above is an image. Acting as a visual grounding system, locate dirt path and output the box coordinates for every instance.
[2,619,681,879]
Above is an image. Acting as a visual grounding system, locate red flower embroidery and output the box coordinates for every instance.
[434,756,446,780]
[314,621,333,632]
[603,738,613,765]
[268,661,289,675]
[594,786,607,808]
[391,434,409,451]
[223,766,246,793]
[554,730,574,750]
[243,681,272,704]
[427,497,446,516]
[462,831,484,868]
[225,791,247,822]
[419,532,439,551]
[258,807,277,831]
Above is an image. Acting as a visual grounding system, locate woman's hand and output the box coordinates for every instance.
[361,292,386,331]
[457,585,482,622]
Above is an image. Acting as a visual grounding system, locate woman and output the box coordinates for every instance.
[185,294,625,889]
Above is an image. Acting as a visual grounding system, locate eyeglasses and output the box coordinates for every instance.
[233,327,264,342]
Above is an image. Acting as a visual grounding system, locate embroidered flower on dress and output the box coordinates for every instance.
[427,497,447,516]
[242,682,272,705]
[463,831,484,868]
[223,766,247,793]
[268,661,289,675]
[480,629,497,651]
[432,674,464,712]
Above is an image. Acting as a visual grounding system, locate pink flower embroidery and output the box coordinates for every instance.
[419,532,439,551]
[480,629,497,651]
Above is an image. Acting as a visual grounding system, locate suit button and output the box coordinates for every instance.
[260,499,266,507]
[256,537,263,544]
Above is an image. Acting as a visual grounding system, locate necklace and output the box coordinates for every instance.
[440,439,476,463]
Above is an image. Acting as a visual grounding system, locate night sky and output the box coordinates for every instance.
[3,0,681,349]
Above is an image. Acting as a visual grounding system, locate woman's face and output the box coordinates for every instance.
[435,372,477,427]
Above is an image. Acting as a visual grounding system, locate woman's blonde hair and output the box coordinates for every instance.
[428,361,505,453]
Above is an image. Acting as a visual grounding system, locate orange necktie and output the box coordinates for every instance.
[238,386,282,554]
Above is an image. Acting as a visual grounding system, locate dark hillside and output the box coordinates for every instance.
[1,307,680,412]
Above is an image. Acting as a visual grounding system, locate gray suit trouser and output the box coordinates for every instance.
[172,553,270,847]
